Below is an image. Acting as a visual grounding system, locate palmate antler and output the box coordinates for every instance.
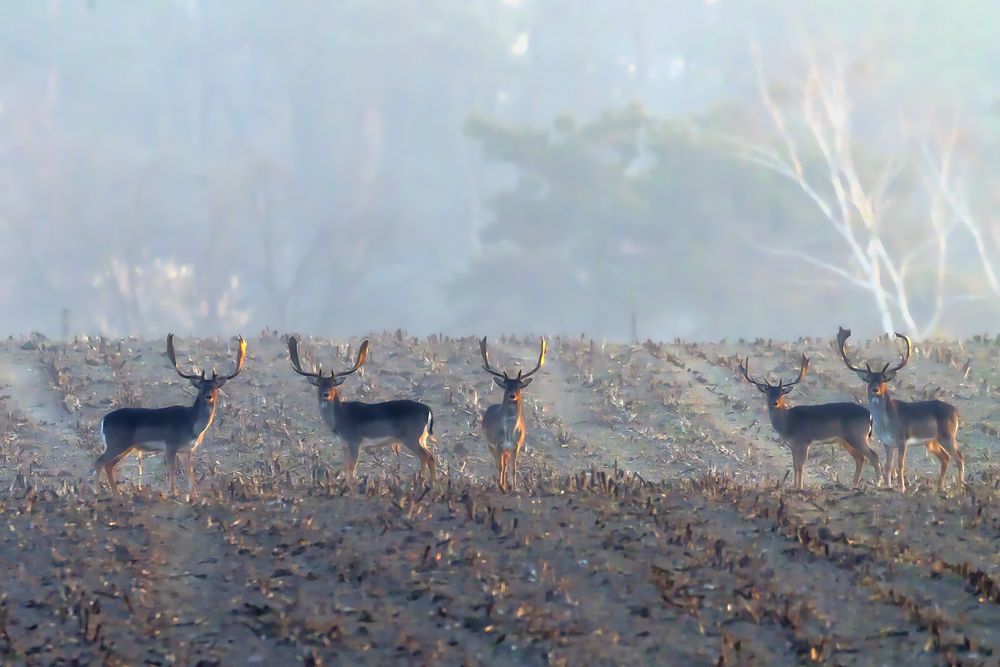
[167,333,246,384]
[167,333,203,380]
[289,336,370,383]
[886,333,912,374]
[288,336,322,379]
[479,337,507,380]
[738,356,769,391]
[837,326,911,378]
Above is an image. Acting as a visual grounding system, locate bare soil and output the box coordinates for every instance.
[0,332,998,665]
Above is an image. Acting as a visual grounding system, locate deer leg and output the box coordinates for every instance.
[790,443,806,491]
[498,450,506,492]
[103,453,127,496]
[838,437,865,489]
[413,444,435,484]
[897,441,909,492]
[511,446,521,492]
[402,433,433,484]
[498,451,509,492]
[417,426,436,484]
[801,444,810,490]
[165,448,178,496]
[864,444,882,486]
[186,449,197,497]
[94,451,113,494]
[858,430,882,486]
[93,464,104,495]
[135,451,144,486]
[850,449,864,488]
[488,445,503,491]
[955,447,966,486]
[882,445,896,489]
[105,463,120,496]
[343,440,361,481]
[424,449,436,484]
[939,437,964,487]
[96,447,131,496]
[926,441,950,491]
[503,451,512,492]
[936,452,950,492]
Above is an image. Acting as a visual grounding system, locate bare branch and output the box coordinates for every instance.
[920,133,1000,298]
[750,40,805,180]
[744,235,889,296]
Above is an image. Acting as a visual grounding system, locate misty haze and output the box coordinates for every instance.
[3,3,1000,666]
[4,2,998,341]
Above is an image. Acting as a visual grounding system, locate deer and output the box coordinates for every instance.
[479,336,547,491]
[738,354,881,491]
[287,336,436,483]
[836,327,963,491]
[94,333,247,497]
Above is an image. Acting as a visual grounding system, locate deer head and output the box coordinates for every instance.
[738,354,809,409]
[288,336,369,403]
[167,333,247,407]
[836,326,911,398]
[480,337,547,404]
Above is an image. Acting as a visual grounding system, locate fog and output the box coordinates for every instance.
[2,1,998,341]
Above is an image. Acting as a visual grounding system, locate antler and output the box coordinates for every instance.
[333,340,370,378]
[220,336,247,381]
[167,333,204,380]
[289,337,369,379]
[780,354,810,388]
[479,337,507,379]
[520,338,547,380]
[886,332,912,374]
[738,356,771,390]
[288,336,323,379]
[836,326,870,376]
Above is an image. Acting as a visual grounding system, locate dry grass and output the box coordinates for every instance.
[0,332,998,664]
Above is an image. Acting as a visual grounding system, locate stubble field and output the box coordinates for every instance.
[0,331,999,665]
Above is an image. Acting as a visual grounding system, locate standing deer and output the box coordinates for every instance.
[738,354,880,491]
[95,334,247,496]
[479,337,547,491]
[837,327,963,491]
[288,337,436,482]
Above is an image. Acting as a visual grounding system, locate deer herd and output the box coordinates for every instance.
[92,326,967,497]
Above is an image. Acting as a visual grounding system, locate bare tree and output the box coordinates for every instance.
[725,42,997,338]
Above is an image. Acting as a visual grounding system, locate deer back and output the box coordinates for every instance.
[873,396,959,443]
[774,401,871,444]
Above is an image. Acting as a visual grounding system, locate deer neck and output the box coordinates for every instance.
[868,391,899,440]
[191,391,217,438]
[502,394,523,419]
[500,395,524,441]
[766,403,792,438]
[319,388,343,431]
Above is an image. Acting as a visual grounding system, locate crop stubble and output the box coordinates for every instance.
[0,333,997,664]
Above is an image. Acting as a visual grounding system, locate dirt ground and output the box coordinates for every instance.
[0,332,998,665]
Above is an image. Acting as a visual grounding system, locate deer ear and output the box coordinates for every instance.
[520,377,534,388]
[855,370,870,382]
[884,371,897,382]
[757,384,769,394]
[493,377,505,388]
[781,385,795,395]
[307,376,320,387]
[215,377,228,389]
[189,377,202,388]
